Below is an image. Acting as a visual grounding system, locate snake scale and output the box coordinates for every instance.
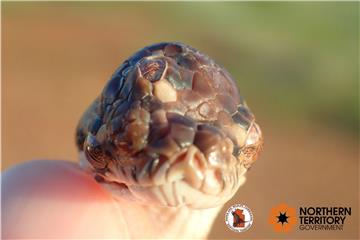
[76,42,263,209]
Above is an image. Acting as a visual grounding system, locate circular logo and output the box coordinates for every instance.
[225,204,253,232]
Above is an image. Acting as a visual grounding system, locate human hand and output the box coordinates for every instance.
[2,160,221,239]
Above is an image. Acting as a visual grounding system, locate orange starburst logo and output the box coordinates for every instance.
[268,203,297,232]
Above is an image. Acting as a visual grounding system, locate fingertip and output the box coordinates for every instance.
[2,160,127,238]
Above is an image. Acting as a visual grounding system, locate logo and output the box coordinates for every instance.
[225,204,253,232]
[268,203,297,232]
[298,207,351,231]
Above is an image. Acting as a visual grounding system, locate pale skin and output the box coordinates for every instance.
[2,160,221,239]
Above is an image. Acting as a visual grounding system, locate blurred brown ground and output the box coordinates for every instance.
[2,3,358,239]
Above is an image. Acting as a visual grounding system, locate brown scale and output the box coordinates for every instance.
[76,42,263,201]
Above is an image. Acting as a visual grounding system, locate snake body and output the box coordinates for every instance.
[76,42,263,208]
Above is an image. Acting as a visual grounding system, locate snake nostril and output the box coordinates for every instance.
[192,153,205,171]
[232,146,241,157]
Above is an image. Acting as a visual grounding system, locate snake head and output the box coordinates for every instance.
[76,42,263,208]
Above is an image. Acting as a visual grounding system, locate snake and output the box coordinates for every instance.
[76,42,263,210]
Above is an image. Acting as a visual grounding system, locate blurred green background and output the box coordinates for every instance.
[2,2,358,239]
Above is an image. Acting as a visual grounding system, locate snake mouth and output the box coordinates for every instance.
[76,42,263,208]
[89,145,248,208]
[82,119,262,208]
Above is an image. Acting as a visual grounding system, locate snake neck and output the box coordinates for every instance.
[112,199,222,239]
[80,153,222,238]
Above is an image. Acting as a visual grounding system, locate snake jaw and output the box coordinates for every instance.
[77,42,263,208]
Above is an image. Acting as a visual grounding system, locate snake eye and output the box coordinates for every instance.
[241,123,263,168]
[245,122,262,146]
[84,134,107,170]
[139,58,166,82]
